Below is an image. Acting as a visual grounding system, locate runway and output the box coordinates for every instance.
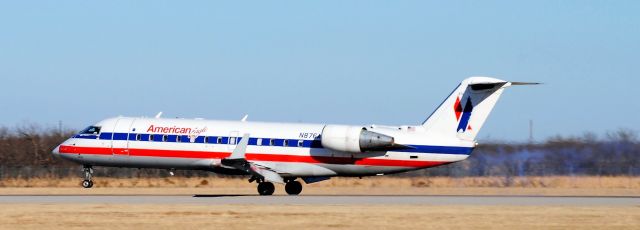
[0,194,638,206]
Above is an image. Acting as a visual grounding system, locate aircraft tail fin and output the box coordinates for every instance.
[421,77,530,141]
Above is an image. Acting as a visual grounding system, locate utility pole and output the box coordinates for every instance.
[528,119,534,143]
[58,120,63,136]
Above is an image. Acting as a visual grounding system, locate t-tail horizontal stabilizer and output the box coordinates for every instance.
[221,133,284,184]
[510,82,541,86]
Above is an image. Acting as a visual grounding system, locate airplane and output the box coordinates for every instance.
[52,77,537,195]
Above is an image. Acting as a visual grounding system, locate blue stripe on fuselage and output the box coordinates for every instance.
[401,145,474,155]
[73,132,474,155]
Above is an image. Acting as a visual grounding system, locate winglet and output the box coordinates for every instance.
[227,133,250,160]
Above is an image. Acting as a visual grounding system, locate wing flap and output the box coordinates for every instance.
[249,163,285,184]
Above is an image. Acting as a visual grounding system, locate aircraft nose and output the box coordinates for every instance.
[52,145,60,157]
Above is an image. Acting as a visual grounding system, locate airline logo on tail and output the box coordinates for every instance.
[453,96,473,132]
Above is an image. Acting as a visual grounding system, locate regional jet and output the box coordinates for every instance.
[52,77,536,195]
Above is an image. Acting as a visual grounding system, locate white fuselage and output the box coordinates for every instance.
[54,117,475,177]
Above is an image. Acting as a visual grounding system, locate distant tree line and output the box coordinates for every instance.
[409,130,640,177]
[0,123,637,179]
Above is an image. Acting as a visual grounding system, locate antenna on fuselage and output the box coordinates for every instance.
[155,112,163,118]
[241,114,249,122]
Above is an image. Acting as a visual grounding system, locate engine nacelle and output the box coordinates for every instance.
[320,125,396,152]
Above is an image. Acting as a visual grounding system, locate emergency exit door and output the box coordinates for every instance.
[228,131,239,150]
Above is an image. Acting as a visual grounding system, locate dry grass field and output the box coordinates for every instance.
[1,176,638,229]
[1,176,639,196]
[4,175,640,189]
[0,204,638,230]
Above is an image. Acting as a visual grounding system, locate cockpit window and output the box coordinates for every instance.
[79,126,101,135]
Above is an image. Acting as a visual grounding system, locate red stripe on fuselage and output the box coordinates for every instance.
[130,148,229,159]
[59,145,112,155]
[58,145,449,168]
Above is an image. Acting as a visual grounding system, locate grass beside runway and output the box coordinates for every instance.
[2,176,638,229]
[1,176,639,196]
[0,187,639,196]
[0,204,638,230]
[3,176,639,190]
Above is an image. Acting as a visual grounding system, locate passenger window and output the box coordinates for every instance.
[257,138,262,146]
[283,140,289,147]
[204,137,210,143]
[269,139,275,146]
[162,135,168,142]
[216,137,222,144]
[176,136,181,142]
[79,126,101,135]
[229,137,236,145]
[297,140,304,147]
[136,134,141,141]
[149,134,154,141]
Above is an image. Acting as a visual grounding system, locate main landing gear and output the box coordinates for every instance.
[251,177,303,196]
[284,180,302,195]
[81,165,94,188]
[257,182,275,196]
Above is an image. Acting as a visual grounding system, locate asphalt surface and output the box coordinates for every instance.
[0,195,638,206]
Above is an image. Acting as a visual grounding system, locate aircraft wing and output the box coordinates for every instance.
[248,163,285,184]
[221,133,285,184]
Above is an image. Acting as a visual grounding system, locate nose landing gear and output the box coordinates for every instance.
[81,166,94,188]
[82,179,93,188]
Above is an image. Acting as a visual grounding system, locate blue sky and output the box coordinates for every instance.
[0,1,638,141]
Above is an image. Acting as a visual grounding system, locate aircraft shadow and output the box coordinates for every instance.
[193,194,253,197]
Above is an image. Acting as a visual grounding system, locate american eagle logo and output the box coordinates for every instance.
[453,96,473,132]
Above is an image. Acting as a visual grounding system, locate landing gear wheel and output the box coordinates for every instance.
[81,165,94,188]
[285,181,303,195]
[82,180,93,188]
[257,182,275,196]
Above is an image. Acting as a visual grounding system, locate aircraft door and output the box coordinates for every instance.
[111,118,134,157]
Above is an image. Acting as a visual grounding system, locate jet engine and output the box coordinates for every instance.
[320,125,399,152]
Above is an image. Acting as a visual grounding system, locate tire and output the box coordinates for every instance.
[257,182,275,196]
[82,180,93,188]
[285,181,303,195]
